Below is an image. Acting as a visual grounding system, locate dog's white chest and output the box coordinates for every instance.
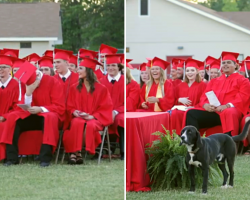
[189,153,202,167]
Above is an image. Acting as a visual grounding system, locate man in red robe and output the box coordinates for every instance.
[171,58,183,88]
[186,52,250,137]
[1,61,65,167]
[100,54,124,160]
[53,49,79,129]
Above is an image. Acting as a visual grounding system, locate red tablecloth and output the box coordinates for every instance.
[126,112,170,192]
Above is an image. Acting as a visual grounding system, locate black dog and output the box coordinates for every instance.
[180,120,250,194]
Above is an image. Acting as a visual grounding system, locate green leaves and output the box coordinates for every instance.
[145,128,222,191]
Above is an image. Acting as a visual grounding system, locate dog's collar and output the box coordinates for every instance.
[188,147,200,154]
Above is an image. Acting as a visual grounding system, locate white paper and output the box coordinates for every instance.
[17,104,31,111]
[205,91,221,107]
[171,105,194,111]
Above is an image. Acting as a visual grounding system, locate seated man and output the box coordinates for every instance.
[185,51,250,137]
[0,61,65,167]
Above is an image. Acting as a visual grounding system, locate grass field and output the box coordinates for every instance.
[127,156,250,200]
[0,157,124,200]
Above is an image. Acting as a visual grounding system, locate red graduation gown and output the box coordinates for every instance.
[53,72,79,129]
[138,80,175,112]
[100,75,124,135]
[171,81,207,135]
[95,69,105,81]
[185,73,250,136]
[63,82,113,154]
[126,80,140,112]
[171,79,182,89]
[0,75,65,149]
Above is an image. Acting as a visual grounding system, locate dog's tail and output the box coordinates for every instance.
[232,120,250,142]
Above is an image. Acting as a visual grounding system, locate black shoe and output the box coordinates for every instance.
[4,161,18,166]
[40,162,50,167]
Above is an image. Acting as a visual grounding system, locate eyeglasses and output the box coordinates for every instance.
[222,61,234,65]
[0,66,10,70]
[39,68,50,72]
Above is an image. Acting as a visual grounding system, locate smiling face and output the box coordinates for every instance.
[140,71,149,83]
[0,64,11,79]
[150,66,161,80]
[199,69,205,79]
[107,63,119,77]
[77,66,87,79]
[171,69,177,80]
[221,60,236,75]
[210,68,219,80]
[177,67,183,79]
[185,67,198,81]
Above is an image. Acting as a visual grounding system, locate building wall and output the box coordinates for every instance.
[126,0,250,64]
[0,41,54,58]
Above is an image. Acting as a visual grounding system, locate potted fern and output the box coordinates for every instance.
[145,127,222,191]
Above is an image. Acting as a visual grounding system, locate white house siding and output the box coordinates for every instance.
[126,0,250,81]
[0,41,54,58]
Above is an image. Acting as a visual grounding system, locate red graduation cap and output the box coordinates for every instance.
[54,49,73,61]
[210,60,220,70]
[126,59,133,69]
[146,58,152,67]
[151,57,170,70]
[43,50,53,57]
[23,53,41,62]
[185,58,203,69]
[139,63,147,71]
[3,48,19,58]
[99,44,118,54]
[0,55,15,66]
[221,51,239,62]
[38,56,53,68]
[105,54,122,65]
[12,58,25,69]
[205,56,218,65]
[198,62,205,70]
[15,61,37,85]
[0,49,4,55]
[172,58,181,70]
[79,49,98,59]
[79,57,102,71]
[177,59,185,68]
[69,55,78,66]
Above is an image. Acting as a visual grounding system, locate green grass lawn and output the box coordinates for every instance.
[0,158,124,200]
[127,156,250,200]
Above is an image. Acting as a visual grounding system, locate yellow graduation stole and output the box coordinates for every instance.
[146,84,163,112]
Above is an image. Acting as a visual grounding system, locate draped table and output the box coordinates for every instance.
[126,112,170,192]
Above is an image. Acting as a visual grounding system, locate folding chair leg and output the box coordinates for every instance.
[98,130,106,165]
[83,150,87,165]
[61,151,65,164]
[106,128,111,162]
[55,132,63,164]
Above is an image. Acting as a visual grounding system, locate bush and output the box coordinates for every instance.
[145,126,222,191]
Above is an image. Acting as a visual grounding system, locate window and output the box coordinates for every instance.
[20,42,32,48]
[140,0,149,16]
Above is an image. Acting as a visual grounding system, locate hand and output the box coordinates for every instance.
[79,112,89,119]
[147,96,159,104]
[26,80,40,96]
[0,116,6,122]
[141,102,148,109]
[73,110,81,117]
[27,106,42,114]
[178,97,192,106]
[203,104,216,112]
[215,105,227,112]
[82,115,94,120]
[112,110,117,121]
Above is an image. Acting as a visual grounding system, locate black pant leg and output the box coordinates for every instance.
[186,110,221,130]
[118,126,124,155]
[39,144,53,162]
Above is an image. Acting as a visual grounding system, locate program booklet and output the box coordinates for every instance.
[205,91,221,107]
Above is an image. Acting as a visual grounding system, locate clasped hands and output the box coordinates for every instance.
[73,110,94,120]
[142,96,159,109]
[203,103,228,112]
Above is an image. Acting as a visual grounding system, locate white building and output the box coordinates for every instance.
[126,0,250,81]
[0,2,62,58]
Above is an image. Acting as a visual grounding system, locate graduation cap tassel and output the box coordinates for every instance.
[77,50,80,67]
[18,72,25,101]
[104,56,107,75]
[208,64,211,82]
[219,57,222,72]
[245,61,249,78]
[183,61,185,81]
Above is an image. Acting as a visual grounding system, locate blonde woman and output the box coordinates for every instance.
[138,57,174,112]
[171,58,207,135]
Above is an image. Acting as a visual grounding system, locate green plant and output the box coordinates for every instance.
[145,126,222,191]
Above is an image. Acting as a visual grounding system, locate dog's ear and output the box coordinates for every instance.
[195,129,203,148]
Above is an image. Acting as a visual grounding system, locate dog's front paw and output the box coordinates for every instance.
[188,191,195,194]
[221,184,228,189]
[228,185,233,189]
[202,192,207,195]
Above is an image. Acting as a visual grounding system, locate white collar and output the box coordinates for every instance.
[0,76,12,88]
[108,72,121,82]
[59,69,71,79]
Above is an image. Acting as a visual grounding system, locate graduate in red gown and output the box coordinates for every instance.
[100,54,124,160]
[126,59,140,112]
[186,51,250,137]
[63,58,113,164]
[171,58,207,135]
[12,58,25,76]
[0,61,65,167]
[38,56,54,76]
[139,63,149,88]
[0,55,19,159]
[53,49,79,129]
[138,57,174,112]
[204,56,218,82]
[170,58,183,88]
[209,60,221,80]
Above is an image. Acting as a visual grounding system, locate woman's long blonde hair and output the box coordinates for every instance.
[184,67,201,83]
[126,67,135,85]
[146,66,166,97]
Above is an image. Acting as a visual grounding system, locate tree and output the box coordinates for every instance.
[236,0,250,11]
[222,0,239,11]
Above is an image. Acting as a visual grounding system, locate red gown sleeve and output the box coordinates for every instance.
[126,80,140,112]
[138,84,146,109]
[158,80,175,111]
